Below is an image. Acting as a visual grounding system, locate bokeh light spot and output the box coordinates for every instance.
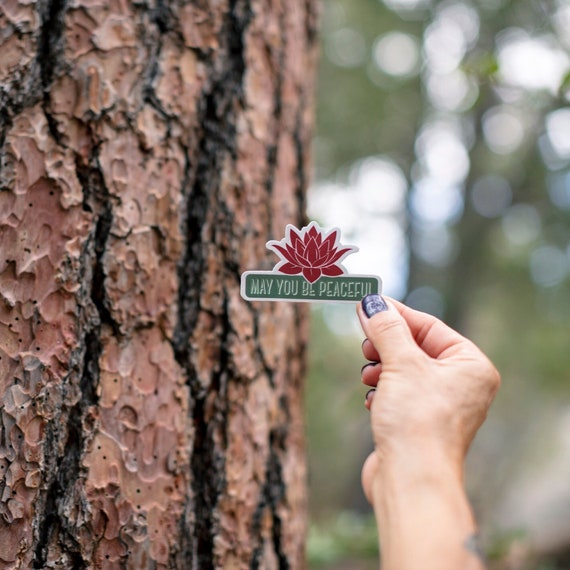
[325,28,367,68]
[471,174,513,218]
[549,170,570,210]
[410,178,464,224]
[424,18,467,73]
[497,29,569,92]
[482,106,525,155]
[545,108,570,159]
[382,0,430,15]
[350,156,407,214]
[412,225,459,267]
[427,69,479,112]
[529,245,568,287]
[436,2,480,47]
[501,204,541,246]
[372,32,419,77]
[416,122,470,184]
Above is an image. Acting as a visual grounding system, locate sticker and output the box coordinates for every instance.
[240,222,382,303]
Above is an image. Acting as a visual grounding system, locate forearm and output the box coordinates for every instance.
[371,450,487,570]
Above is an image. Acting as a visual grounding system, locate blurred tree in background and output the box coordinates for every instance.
[307,0,570,568]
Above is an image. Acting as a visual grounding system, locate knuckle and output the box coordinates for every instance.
[482,359,501,393]
[368,317,407,341]
[491,367,501,391]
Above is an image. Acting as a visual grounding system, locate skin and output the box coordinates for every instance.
[357,297,501,570]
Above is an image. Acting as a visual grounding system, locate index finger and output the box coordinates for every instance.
[390,299,475,360]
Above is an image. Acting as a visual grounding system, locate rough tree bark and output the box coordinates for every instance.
[0,0,318,568]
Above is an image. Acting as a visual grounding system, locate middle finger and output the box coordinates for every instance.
[361,361,382,387]
[362,338,381,362]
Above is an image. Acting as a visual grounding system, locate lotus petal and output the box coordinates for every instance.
[303,267,321,283]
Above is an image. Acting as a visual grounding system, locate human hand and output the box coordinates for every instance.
[358,295,500,501]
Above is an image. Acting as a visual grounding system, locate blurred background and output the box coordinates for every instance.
[304,0,570,568]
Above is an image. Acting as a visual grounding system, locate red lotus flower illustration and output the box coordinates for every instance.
[267,222,357,284]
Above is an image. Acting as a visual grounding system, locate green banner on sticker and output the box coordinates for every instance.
[241,272,381,303]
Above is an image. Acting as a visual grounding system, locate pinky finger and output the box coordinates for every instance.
[364,388,376,410]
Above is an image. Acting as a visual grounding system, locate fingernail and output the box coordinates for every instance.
[365,388,376,405]
[361,295,388,318]
[361,362,376,375]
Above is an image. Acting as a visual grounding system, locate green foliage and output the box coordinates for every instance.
[315,0,423,179]
[308,0,570,565]
[307,511,379,568]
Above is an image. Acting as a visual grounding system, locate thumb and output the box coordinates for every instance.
[357,295,418,365]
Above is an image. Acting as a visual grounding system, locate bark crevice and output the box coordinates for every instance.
[141,1,176,124]
[39,0,68,147]
[38,0,67,91]
[263,0,287,206]
[249,424,291,570]
[32,329,98,569]
[194,296,234,566]
[33,140,114,567]
[78,146,122,338]
[172,0,252,377]
[1,0,69,186]
[172,1,252,566]
[293,103,309,223]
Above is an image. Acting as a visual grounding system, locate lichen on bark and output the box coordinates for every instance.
[0,0,318,568]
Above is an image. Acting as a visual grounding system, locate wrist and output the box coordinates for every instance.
[373,438,464,485]
[370,445,481,570]
[371,446,467,523]
[371,449,468,516]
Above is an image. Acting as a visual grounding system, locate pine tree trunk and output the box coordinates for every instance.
[0,1,318,568]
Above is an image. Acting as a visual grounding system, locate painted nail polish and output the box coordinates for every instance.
[365,388,376,405]
[361,294,388,318]
[361,362,377,375]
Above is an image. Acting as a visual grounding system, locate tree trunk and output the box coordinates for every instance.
[0,1,318,568]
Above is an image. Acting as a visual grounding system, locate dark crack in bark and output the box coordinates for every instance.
[39,0,68,147]
[172,1,253,566]
[33,140,115,567]
[249,422,291,570]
